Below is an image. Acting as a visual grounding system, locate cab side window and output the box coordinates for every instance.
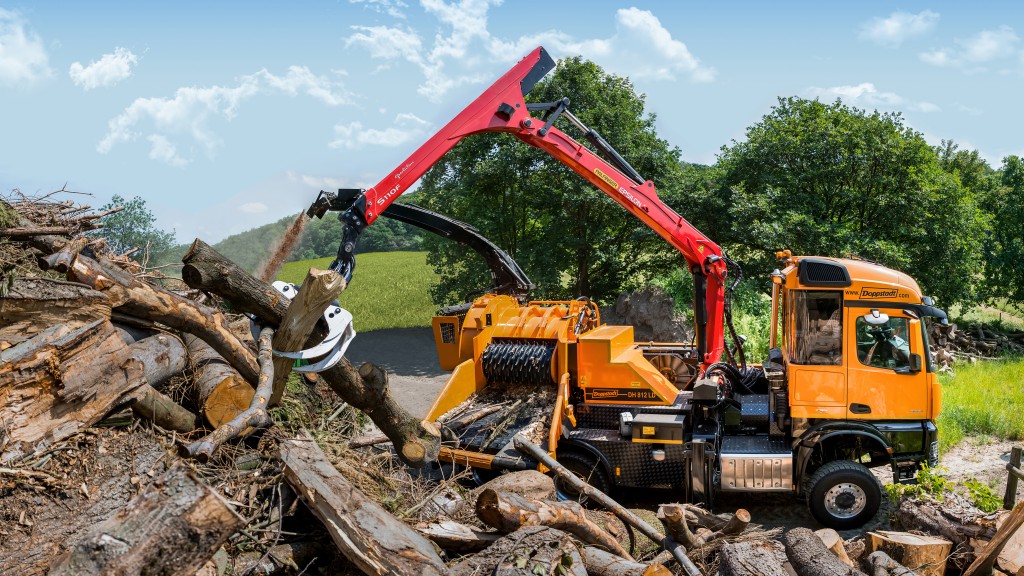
[856,316,911,370]
[791,291,842,365]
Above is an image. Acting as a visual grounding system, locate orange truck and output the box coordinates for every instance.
[308,47,945,529]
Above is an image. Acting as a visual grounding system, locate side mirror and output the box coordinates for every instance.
[896,353,923,375]
[863,310,890,326]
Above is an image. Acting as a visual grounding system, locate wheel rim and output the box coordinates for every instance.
[823,482,867,519]
[555,473,589,504]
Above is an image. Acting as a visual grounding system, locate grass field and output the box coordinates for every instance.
[277,251,438,332]
[938,359,1024,452]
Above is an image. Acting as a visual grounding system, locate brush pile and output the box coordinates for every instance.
[929,321,1024,372]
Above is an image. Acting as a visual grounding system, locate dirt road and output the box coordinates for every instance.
[345,327,449,418]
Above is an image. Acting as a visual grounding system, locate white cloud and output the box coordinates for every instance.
[239,202,268,214]
[329,112,431,150]
[804,82,939,113]
[146,134,188,167]
[349,0,408,19]
[98,66,349,162]
[859,10,939,48]
[69,47,139,90]
[955,102,983,116]
[287,171,353,191]
[347,3,714,100]
[0,9,51,85]
[920,26,1020,70]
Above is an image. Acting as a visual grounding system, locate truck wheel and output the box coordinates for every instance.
[806,460,881,529]
[554,451,610,505]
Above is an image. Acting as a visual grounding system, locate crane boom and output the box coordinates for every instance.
[319,46,728,367]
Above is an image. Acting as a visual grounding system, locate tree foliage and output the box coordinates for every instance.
[94,195,176,258]
[416,57,684,305]
[984,155,1024,305]
[714,97,987,307]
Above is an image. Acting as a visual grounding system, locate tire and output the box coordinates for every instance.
[806,460,882,530]
[554,451,611,506]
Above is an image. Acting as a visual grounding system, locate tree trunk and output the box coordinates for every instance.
[184,333,254,427]
[279,430,445,576]
[476,488,631,560]
[447,526,588,576]
[720,540,790,576]
[867,531,950,576]
[1,320,186,461]
[785,527,867,576]
[583,547,672,576]
[49,462,242,576]
[65,253,260,383]
[0,277,111,347]
[181,240,439,467]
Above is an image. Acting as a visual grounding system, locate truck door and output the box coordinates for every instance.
[846,309,928,419]
[787,290,847,419]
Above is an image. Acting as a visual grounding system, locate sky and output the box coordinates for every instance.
[1,1,1022,244]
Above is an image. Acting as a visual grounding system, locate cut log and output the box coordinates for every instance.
[65,253,260,383]
[514,435,701,576]
[784,527,867,576]
[418,521,502,553]
[658,504,702,549]
[476,488,632,559]
[865,551,917,576]
[867,531,950,576]
[1,320,188,461]
[817,529,856,567]
[894,498,998,570]
[0,277,111,346]
[49,462,243,576]
[267,267,345,405]
[682,503,730,531]
[184,333,253,428]
[720,540,790,576]
[965,502,1024,576]
[584,547,672,576]
[447,525,587,576]
[279,430,445,576]
[181,239,439,467]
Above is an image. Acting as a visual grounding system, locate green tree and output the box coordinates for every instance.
[984,155,1024,305]
[417,57,684,305]
[715,97,987,307]
[94,195,176,259]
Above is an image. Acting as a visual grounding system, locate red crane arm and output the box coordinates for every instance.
[340,46,727,366]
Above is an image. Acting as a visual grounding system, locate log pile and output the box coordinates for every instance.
[929,320,1024,372]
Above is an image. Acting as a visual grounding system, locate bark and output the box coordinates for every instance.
[785,527,868,576]
[514,435,701,576]
[65,252,260,383]
[181,239,439,467]
[719,540,790,576]
[682,503,730,532]
[965,503,1024,576]
[129,384,196,432]
[476,488,631,559]
[0,277,111,346]
[865,552,918,576]
[1,320,186,462]
[418,521,501,553]
[49,462,243,576]
[658,504,702,549]
[184,333,253,428]
[0,225,73,237]
[279,430,445,576]
[447,526,587,576]
[866,531,950,576]
[583,546,672,576]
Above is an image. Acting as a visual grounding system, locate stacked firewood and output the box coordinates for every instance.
[929,320,1024,372]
